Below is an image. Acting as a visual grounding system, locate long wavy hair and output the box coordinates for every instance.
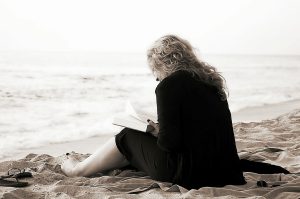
[147,35,228,101]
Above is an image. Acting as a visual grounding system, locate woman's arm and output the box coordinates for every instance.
[155,76,183,152]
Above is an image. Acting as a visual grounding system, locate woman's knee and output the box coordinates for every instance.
[119,127,131,134]
[117,128,141,139]
[115,128,141,152]
[120,127,139,134]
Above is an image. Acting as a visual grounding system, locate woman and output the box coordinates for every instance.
[61,35,288,189]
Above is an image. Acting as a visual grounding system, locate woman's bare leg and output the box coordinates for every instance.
[61,137,129,177]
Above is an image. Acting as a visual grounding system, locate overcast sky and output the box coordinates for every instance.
[0,0,299,55]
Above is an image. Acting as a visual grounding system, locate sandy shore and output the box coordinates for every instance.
[1,99,299,162]
[0,100,299,198]
[232,99,300,123]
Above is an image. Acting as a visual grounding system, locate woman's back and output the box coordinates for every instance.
[155,70,246,189]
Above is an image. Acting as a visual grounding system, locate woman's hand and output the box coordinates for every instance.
[147,119,159,137]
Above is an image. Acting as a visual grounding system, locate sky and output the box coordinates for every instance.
[0,0,299,55]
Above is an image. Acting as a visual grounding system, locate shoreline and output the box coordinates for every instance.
[231,99,300,123]
[1,99,300,162]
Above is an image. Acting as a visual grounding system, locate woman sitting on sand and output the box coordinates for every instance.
[61,35,287,189]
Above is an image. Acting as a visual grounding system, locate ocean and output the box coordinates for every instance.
[0,51,300,159]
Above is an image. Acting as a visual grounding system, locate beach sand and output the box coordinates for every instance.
[0,100,299,198]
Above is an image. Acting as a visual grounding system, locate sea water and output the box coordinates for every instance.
[0,51,300,159]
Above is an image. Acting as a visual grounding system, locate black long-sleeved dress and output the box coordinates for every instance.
[115,70,246,189]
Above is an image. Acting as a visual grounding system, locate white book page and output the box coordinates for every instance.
[125,101,157,123]
[112,114,148,132]
[112,100,157,132]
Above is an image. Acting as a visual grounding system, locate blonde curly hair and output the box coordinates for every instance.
[147,35,228,101]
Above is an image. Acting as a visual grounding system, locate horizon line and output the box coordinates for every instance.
[0,50,299,57]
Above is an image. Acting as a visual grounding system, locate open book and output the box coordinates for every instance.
[112,101,157,132]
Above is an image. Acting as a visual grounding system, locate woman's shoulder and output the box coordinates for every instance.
[160,70,192,83]
[167,70,193,80]
[155,70,192,93]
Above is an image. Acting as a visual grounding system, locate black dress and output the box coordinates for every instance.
[115,70,246,189]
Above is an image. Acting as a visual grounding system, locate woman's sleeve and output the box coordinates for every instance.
[155,77,183,152]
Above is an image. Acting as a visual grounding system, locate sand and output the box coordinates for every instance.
[232,99,300,123]
[0,100,299,198]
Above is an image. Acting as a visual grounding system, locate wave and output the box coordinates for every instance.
[1,53,300,158]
